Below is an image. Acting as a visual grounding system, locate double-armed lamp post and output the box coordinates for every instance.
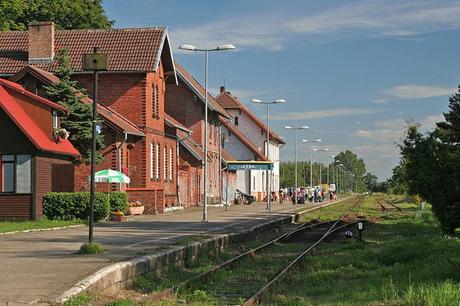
[179,43,236,222]
[252,98,286,212]
[302,138,322,188]
[284,125,309,204]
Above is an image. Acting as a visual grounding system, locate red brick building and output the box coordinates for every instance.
[166,62,231,205]
[0,21,181,213]
[0,79,79,219]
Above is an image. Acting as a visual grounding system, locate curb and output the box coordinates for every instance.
[54,197,351,303]
[0,224,85,236]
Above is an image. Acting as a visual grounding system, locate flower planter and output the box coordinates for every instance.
[110,215,127,222]
[128,206,145,215]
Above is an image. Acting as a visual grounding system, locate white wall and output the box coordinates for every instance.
[225,109,283,195]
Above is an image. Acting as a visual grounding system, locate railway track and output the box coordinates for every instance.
[149,201,360,305]
[378,199,402,212]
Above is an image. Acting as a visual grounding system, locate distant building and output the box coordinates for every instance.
[216,87,285,200]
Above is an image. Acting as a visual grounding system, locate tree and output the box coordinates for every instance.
[334,150,367,192]
[363,172,378,191]
[44,49,104,163]
[398,87,460,234]
[0,0,113,31]
[387,162,409,194]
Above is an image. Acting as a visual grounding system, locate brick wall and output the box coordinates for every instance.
[127,188,164,214]
[71,62,178,213]
[166,81,222,202]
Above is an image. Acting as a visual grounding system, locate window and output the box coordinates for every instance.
[169,147,174,181]
[150,143,154,179]
[163,146,167,180]
[2,155,15,192]
[152,85,160,119]
[52,110,58,129]
[155,143,160,179]
[1,155,31,193]
[234,116,239,126]
[252,176,256,191]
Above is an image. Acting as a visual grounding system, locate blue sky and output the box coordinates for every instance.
[104,0,460,180]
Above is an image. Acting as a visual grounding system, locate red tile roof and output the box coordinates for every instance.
[216,91,285,144]
[219,115,267,161]
[0,27,174,74]
[0,79,79,156]
[174,62,230,118]
[10,66,145,137]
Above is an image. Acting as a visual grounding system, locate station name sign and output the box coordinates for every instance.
[227,161,273,171]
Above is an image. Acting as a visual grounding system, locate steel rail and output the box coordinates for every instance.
[243,204,360,305]
[150,220,331,300]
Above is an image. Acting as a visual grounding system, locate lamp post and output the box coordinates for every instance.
[82,47,107,244]
[302,138,321,188]
[335,160,341,194]
[313,148,329,185]
[179,43,236,222]
[284,125,309,204]
[252,98,286,212]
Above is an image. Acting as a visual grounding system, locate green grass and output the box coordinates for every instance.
[77,242,104,254]
[63,294,93,306]
[265,194,460,305]
[0,217,83,233]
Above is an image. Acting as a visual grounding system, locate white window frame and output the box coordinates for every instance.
[169,147,173,181]
[149,143,154,179]
[155,143,160,179]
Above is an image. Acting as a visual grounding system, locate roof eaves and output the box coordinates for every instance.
[176,69,231,119]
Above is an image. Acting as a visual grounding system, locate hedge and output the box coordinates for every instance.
[43,192,110,221]
[107,192,128,212]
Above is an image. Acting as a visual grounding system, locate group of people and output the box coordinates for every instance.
[278,186,337,204]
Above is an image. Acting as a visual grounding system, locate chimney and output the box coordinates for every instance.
[220,86,226,93]
[28,21,55,64]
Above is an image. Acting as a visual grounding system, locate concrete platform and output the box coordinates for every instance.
[0,199,347,305]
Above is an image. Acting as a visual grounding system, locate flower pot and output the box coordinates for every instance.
[111,215,127,222]
[128,206,145,215]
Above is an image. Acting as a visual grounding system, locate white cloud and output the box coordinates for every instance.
[170,1,460,51]
[381,84,455,100]
[270,108,383,121]
[352,128,403,143]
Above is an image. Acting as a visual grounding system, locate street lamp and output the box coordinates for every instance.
[179,43,236,222]
[313,148,329,185]
[284,125,309,204]
[252,98,286,212]
[302,138,321,188]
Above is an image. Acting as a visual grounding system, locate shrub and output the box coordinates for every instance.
[78,242,104,254]
[108,192,128,212]
[43,192,110,221]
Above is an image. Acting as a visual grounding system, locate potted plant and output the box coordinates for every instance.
[52,128,70,142]
[110,210,127,222]
[128,201,145,215]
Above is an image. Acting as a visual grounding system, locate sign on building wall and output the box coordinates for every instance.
[227,161,273,171]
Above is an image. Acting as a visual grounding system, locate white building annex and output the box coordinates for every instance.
[216,87,285,200]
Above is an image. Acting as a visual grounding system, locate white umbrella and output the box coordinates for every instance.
[94,169,130,184]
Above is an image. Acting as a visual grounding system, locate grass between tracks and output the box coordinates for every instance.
[265,194,460,306]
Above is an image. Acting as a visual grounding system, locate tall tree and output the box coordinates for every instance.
[0,0,113,31]
[363,172,378,191]
[334,150,367,192]
[44,49,104,163]
[399,87,460,234]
